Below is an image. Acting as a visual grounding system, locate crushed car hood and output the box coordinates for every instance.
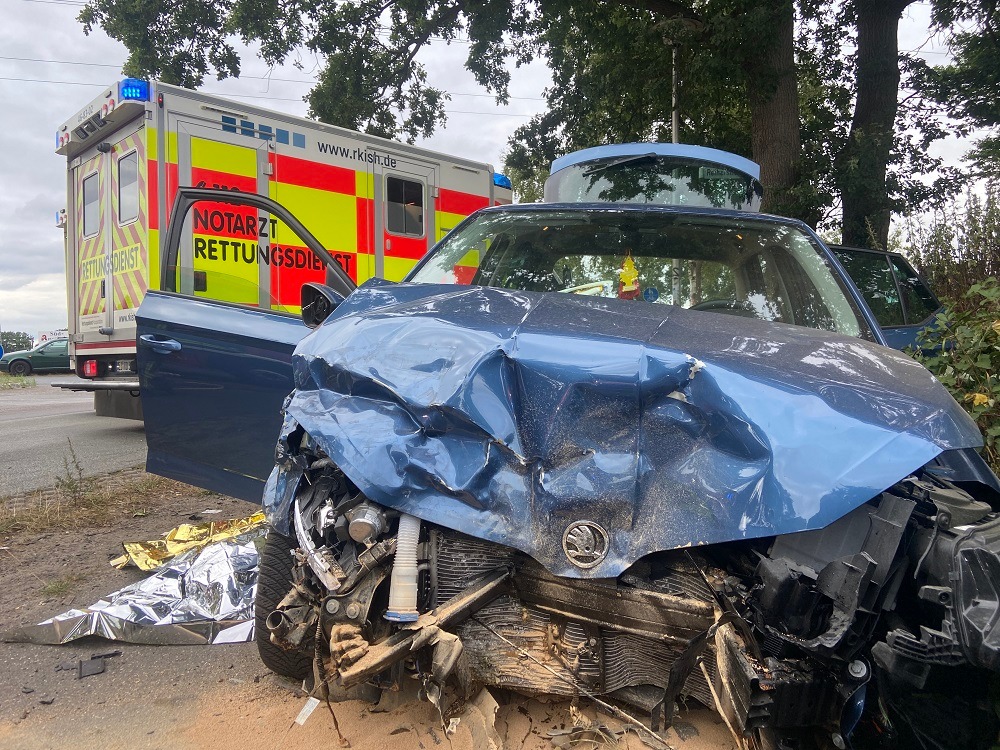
[282,282,983,578]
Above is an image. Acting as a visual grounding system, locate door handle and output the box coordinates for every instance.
[139,334,182,354]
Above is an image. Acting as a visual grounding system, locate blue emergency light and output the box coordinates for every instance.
[119,78,150,102]
[493,172,512,190]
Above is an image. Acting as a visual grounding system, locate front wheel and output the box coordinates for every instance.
[8,360,30,376]
[255,530,314,680]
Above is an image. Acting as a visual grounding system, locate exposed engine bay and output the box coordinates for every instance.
[259,437,1000,750]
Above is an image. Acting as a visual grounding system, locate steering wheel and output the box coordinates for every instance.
[559,279,612,296]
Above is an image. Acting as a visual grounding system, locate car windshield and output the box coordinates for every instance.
[409,208,866,337]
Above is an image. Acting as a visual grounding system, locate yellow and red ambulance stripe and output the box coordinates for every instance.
[436,188,488,284]
[150,123,500,304]
[147,126,178,290]
[110,130,148,312]
[269,151,357,308]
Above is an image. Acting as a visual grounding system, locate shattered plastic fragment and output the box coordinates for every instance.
[110,511,266,571]
[295,696,321,726]
[5,527,264,646]
[77,657,106,679]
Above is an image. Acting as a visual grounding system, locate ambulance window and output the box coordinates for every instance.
[118,151,139,225]
[82,173,99,237]
[386,177,424,236]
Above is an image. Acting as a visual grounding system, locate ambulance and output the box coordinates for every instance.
[55,78,512,418]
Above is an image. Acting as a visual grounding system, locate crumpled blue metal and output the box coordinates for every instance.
[265,282,984,579]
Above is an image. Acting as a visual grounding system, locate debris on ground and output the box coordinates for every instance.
[77,656,106,679]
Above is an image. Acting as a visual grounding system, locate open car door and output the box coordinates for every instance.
[137,188,355,501]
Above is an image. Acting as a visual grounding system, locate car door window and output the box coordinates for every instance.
[45,341,67,356]
[889,256,939,324]
[174,198,330,314]
[833,250,904,327]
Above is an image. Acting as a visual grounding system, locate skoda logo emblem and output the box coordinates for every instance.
[562,521,609,569]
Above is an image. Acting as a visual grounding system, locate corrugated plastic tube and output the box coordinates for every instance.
[385,513,420,622]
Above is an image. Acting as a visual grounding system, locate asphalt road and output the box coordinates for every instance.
[0,374,146,497]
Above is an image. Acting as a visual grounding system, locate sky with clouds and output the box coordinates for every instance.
[0,0,972,338]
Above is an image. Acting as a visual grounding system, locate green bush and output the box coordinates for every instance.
[903,186,1000,312]
[915,279,1000,473]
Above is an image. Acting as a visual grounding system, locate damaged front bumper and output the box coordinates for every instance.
[259,440,1000,749]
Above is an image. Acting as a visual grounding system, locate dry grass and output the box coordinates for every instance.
[40,574,84,597]
[0,467,191,538]
[0,373,35,390]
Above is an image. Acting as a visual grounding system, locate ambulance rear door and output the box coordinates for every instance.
[70,118,147,356]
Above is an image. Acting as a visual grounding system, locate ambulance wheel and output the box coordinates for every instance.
[255,530,314,681]
[9,360,30,376]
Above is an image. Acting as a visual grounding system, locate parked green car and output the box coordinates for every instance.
[0,339,71,376]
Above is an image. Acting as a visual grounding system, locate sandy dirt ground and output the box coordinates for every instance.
[0,476,736,750]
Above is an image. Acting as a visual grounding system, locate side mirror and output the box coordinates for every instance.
[301,283,346,329]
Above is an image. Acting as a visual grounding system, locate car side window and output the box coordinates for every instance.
[46,341,67,355]
[889,256,939,324]
[834,250,904,327]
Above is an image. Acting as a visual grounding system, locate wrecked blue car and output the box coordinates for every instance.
[138,172,1000,750]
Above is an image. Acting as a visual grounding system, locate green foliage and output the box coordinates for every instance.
[80,0,534,143]
[926,0,1000,176]
[503,2,757,207]
[902,184,1000,308]
[0,331,32,352]
[914,280,1000,472]
[79,0,241,87]
[78,0,968,232]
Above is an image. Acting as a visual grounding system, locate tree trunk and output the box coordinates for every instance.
[837,0,914,248]
[746,0,802,216]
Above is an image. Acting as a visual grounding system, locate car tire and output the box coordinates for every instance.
[8,360,30,376]
[255,530,314,681]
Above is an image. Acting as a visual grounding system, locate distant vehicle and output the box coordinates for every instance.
[829,245,943,350]
[53,78,511,419]
[0,339,71,376]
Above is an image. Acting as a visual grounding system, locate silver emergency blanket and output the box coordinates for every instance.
[5,528,264,646]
